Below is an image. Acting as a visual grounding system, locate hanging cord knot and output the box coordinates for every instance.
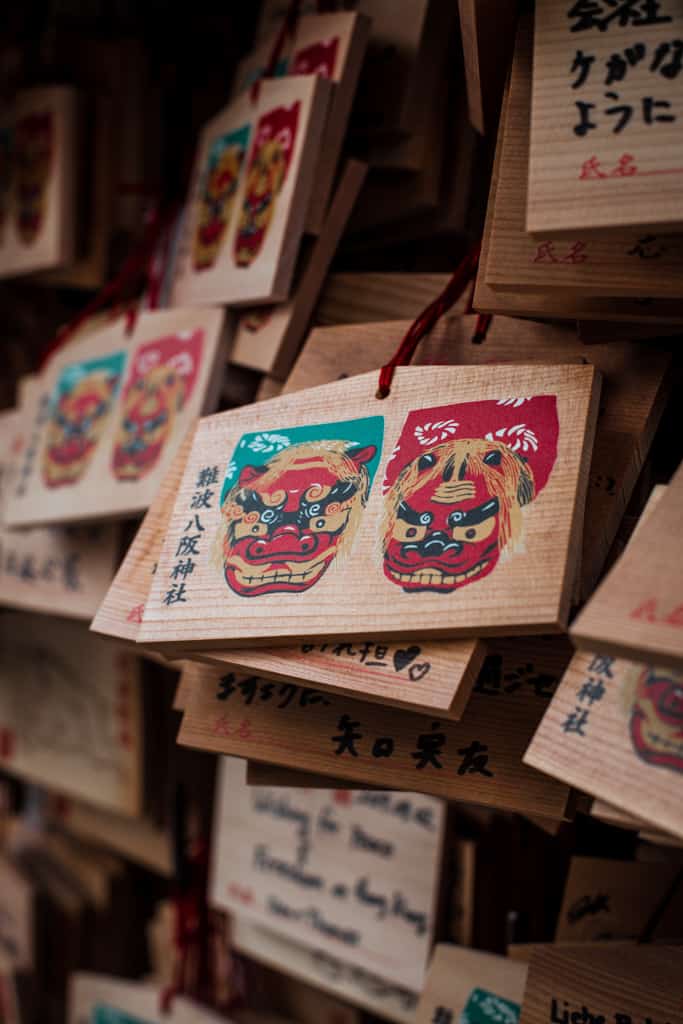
[375,243,484,399]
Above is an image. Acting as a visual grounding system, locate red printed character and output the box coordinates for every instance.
[381,397,558,594]
[291,37,340,79]
[233,102,300,268]
[15,111,53,244]
[111,330,203,481]
[625,664,683,774]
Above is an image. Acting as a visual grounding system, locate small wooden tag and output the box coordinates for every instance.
[571,463,683,669]
[415,944,528,1024]
[139,364,599,650]
[171,75,333,307]
[0,87,77,279]
[518,945,683,1024]
[178,639,573,818]
[4,308,225,528]
[489,17,683,297]
[209,756,445,990]
[528,0,683,235]
[0,613,142,816]
[555,855,683,942]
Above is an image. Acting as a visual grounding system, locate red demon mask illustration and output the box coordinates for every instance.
[233,102,299,268]
[193,128,249,271]
[218,440,376,597]
[112,333,202,481]
[15,111,53,244]
[291,37,340,78]
[381,397,558,593]
[42,371,120,488]
[627,665,683,774]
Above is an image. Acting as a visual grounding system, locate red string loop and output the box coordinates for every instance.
[376,244,482,399]
[39,204,171,370]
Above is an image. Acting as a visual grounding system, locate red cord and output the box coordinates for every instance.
[376,244,482,398]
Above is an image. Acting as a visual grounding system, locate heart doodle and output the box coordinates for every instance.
[393,645,421,673]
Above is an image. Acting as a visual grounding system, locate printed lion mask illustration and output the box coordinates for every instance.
[217,439,377,597]
[193,140,245,271]
[382,438,535,593]
[623,664,683,774]
[381,396,558,594]
[15,110,53,245]
[42,370,119,488]
[234,102,299,268]
[112,363,186,481]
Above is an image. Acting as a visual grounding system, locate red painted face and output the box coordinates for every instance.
[630,667,683,773]
[291,38,339,79]
[221,443,375,597]
[382,439,534,594]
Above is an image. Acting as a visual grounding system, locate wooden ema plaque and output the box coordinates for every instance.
[171,75,332,307]
[280,317,669,601]
[0,405,119,620]
[90,426,195,643]
[0,612,142,816]
[178,639,574,818]
[4,308,225,528]
[69,974,161,1024]
[238,12,370,234]
[571,461,683,669]
[195,636,484,720]
[209,756,445,990]
[138,364,600,651]
[518,944,683,1024]
[229,159,368,379]
[0,87,77,279]
[554,855,683,943]
[473,60,683,323]
[415,944,528,1024]
[528,0,683,236]
[231,917,419,1024]
[488,18,683,298]
[525,647,683,841]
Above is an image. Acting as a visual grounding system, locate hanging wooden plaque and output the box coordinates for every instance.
[571,462,683,669]
[525,649,683,840]
[488,17,683,297]
[0,403,119,620]
[90,426,195,643]
[554,855,683,943]
[416,944,528,1024]
[0,86,77,279]
[0,613,142,816]
[280,315,669,601]
[4,308,225,528]
[518,945,683,1024]
[474,67,683,323]
[231,917,419,1024]
[528,0,683,236]
[69,974,161,1024]
[229,159,367,378]
[209,756,445,990]
[178,639,574,818]
[138,364,600,651]
[171,75,332,308]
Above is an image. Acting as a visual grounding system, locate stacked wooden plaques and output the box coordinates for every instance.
[474,6,683,331]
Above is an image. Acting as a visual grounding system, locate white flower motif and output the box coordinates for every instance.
[496,397,532,408]
[413,419,459,446]
[224,460,237,480]
[247,432,291,454]
[484,423,539,453]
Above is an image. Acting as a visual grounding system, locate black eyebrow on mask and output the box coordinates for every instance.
[235,488,271,515]
[448,497,499,528]
[397,499,429,526]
